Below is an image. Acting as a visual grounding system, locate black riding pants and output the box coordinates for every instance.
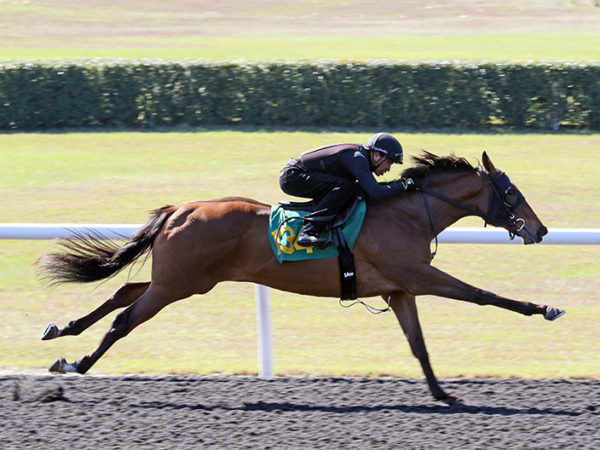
[279,162,357,230]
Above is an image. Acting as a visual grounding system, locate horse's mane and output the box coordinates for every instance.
[400,151,477,181]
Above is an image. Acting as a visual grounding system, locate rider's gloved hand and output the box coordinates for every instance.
[402,177,419,191]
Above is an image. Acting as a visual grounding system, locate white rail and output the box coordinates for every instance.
[1,223,599,244]
[3,223,599,378]
[439,227,600,245]
[0,224,139,240]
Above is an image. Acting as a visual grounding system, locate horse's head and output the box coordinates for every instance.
[481,152,548,244]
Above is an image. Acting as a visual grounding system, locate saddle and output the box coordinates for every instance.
[274,196,364,300]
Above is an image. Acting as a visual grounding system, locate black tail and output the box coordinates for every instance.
[37,206,177,285]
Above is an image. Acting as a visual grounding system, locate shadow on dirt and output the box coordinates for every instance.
[131,400,582,416]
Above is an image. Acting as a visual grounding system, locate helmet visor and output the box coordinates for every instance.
[386,152,403,164]
[369,146,403,163]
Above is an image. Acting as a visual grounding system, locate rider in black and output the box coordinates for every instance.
[279,133,417,247]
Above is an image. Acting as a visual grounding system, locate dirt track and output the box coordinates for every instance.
[2,374,598,449]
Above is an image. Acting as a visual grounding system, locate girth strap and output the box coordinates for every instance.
[334,227,357,300]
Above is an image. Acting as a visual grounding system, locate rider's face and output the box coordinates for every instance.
[374,158,393,176]
[371,152,394,176]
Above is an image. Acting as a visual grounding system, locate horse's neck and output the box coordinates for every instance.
[422,171,489,234]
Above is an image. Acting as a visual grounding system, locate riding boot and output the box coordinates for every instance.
[297,222,331,248]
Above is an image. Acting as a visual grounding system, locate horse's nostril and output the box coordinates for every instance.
[537,226,548,240]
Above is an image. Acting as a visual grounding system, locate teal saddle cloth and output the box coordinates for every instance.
[268,201,366,263]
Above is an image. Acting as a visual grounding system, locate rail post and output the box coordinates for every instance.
[254,284,274,378]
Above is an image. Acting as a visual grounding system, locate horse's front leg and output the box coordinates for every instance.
[42,281,150,340]
[411,266,564,320]
[388,291,457,404]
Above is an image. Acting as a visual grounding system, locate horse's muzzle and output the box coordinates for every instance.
[521,224,547,244]
[536,225,548,243]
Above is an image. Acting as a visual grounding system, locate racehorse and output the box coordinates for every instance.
[37,152,564,403]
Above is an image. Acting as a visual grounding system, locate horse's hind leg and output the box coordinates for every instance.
[42,281,150,341]
[49,283,187,374]
[388,292,456,403]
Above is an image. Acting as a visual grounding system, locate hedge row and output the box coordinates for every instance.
[1,60,599,130]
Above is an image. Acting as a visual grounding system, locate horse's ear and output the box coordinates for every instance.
[482,151,497,175]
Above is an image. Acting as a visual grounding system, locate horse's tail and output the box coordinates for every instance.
[37,205,177,285]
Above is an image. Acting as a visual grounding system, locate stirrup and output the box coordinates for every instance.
[297,230,332,249]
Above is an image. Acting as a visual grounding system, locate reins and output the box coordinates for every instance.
[416,170,526,259]
[417,180,491,261]
[420,192,438,260]
[419,185,489,220]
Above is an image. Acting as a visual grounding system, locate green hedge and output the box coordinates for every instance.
[1,60,599,130]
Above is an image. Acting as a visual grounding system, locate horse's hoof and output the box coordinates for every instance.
[49,358,66,373]
[435,392,461,405]
[49,358,78,374]
[41,323,60,341]
[442,395,461,405]
[544,306,566,321]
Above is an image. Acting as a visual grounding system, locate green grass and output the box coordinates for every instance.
[2,33,599,62]
[1,130,599,378]
[1,130,598,224]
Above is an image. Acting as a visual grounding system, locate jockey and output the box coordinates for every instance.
[279,132,418,247]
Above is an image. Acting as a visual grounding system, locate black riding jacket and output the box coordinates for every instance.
[299,143,407,201]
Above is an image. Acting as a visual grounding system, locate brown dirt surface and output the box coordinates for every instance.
[2,374,599,449]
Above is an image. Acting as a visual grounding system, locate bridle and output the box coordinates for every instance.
[417,168,527,259]
[483,169,526,236]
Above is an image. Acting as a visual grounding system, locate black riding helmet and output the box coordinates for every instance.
[365,133,404,163]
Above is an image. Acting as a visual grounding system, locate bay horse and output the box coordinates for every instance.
[37,151,565,403]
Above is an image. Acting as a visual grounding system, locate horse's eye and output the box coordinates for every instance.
[504,186,517,203]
